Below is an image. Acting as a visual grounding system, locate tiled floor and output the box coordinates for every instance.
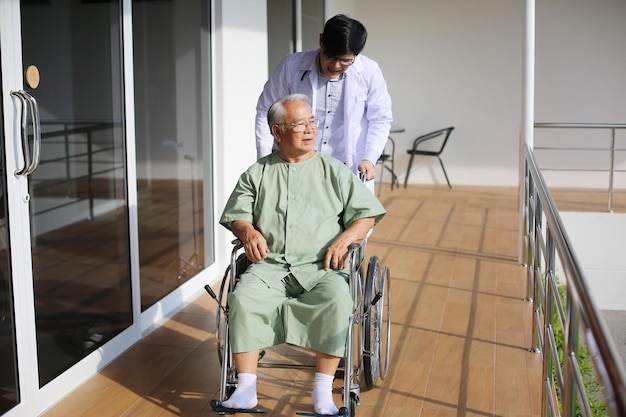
[42,185,544,417]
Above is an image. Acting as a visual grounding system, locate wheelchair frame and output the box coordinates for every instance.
[205,238,391,417]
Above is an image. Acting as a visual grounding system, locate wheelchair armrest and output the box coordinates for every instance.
[349,239,367,277]
[349,241,364,252]
[230,239,244,270]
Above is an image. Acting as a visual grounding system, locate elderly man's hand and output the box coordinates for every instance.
[242,230,270,262]
[324,236,352,271]
[231,220,270,262]
[324,217,376,270]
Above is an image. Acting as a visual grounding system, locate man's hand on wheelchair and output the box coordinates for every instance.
[231,220,270,262]
[242,233,270,262]
[324,241,350,271]
[324,217,377,270]
[358,159,376,181]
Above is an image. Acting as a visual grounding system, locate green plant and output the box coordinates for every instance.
[551,283,608,416]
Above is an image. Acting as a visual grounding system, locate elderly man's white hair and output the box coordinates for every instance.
[267,93,311,131]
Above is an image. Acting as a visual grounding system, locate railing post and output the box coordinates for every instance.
[608,128,616,213]
[532,194,543,354]
[87,131,93,219]
[542,231,554,416]
[523,157,530,290]
[562,291,576,417]
[64,122,71,198]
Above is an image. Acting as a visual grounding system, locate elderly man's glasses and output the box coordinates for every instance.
[282,119,320,132]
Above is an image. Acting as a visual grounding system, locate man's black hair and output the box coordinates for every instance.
[321,14,367,58]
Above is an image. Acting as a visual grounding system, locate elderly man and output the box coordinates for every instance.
[219,94,385,414]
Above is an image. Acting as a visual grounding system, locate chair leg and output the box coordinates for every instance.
[438,157,451,188]
[381,164,398,192]
[404,154,416,188]
[387,165,398,191]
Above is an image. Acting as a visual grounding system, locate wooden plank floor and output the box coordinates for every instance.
[42,185,545,417]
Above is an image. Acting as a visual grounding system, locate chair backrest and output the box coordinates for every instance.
[410,126,454,155]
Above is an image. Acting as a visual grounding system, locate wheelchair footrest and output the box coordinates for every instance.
[296,407,348,417]
[210,400,267,414]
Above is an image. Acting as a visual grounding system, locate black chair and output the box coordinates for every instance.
[376,137,399,196]
[404,127,454,188]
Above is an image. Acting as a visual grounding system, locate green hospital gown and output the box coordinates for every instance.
[220,152,386,355]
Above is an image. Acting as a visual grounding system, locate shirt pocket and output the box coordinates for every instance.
[350,93,368,123]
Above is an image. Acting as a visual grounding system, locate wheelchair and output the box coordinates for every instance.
[205,237,391,416]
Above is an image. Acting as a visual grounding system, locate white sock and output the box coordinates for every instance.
[222,373,258,409]
[312,372,338,415]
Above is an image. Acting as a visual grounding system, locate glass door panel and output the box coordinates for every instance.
[301,0,324,50]
[132,0,214,311]
[267,0,324,72]
[267,0,293,73]
[20,0,132,387]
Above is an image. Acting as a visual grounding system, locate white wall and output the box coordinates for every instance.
[325,0,355,19]
[347,0,626,187]
[212,0,268,263]
[534,0,626,189]
[535,0,626,124]
[354,0,524,186]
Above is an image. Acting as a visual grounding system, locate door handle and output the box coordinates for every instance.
[10,90,41,176]
[10,90,31,175]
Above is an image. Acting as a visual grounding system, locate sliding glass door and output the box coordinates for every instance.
[1,1,132,415]
[0,1,214,415]
[22,0,133,387]
[132,0,214,311]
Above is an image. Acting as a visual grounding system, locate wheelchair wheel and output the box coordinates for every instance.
[216,253,250,365]
[349,392,359,416]
[363,256,381,389]
[363,257,392,387]
[215,265,231,365]
[379,265,391,380]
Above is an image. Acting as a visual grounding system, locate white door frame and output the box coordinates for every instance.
[1,1,42,415]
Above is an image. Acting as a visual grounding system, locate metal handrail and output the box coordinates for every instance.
[534,123,626,212]
[523,144,626,416]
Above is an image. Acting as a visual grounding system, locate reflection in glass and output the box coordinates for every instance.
[267,0,293,73]
[267,0,325,72]
[301,0,324,50]
[0,66,20,414]
[133,0,214,310]
[21,1,132,386]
